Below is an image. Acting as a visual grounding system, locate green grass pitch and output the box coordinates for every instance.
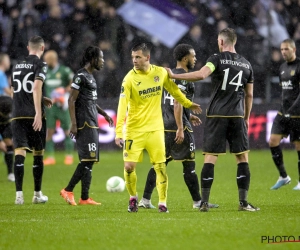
[0,149,300,250]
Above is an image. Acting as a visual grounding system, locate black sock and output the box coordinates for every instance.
[183,161,201,201]
[142,167,156,200]
[81,162,94,200]
[33,155,44,191]
[5,146,14,174]
[270,146,287,177]
[14,155,25,191]
[201,163,214,202]
[65,162,85,191]
[297,151,300,182]
[237,162,250,205]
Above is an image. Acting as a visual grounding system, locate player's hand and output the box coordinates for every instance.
[43,97,53,108]
[189,102,202,114]
[104,115,114,127]
[175,128,184,144]
[190,114,202,126]
[115,138,124,148]
[69,124,77,139]
[165,67,174,78]
[33,113,42,131]
[0,140,7,153]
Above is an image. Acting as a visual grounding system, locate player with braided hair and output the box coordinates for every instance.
[60,46,114,206]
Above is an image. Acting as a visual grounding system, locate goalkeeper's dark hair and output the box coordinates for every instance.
[131,42,151,56]
[80,46,101,67]
[173,44,194,61]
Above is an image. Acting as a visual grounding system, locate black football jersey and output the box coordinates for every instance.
[71,68,99,128]
[206,52,254,117]
[163,68,194,131]
[11,55,47,119]
[278,58,300,115]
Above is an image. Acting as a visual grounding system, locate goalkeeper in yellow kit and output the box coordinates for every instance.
[115,43,201,213]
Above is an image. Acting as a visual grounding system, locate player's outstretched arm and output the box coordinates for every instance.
[96,105,114,127]
[165,66,212,82]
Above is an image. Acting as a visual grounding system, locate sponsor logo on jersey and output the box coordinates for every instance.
[154,76,160,82]
[281,80,293,89]
[290,70,295,76]
[138,86,161,96]
[137,81,141,86]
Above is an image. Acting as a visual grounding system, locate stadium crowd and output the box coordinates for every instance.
[1,0,300,100]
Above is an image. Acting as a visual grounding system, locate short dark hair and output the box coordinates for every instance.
[80,46,101,67]
[218,28,237,45]
[282,39,296,48]
[28,36,44,49]
[131,42,151,56]
[173,44,194,61]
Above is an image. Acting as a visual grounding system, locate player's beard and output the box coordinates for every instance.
[186,61,194,70]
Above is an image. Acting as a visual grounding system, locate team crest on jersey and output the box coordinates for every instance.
[42,66,47,73]
[154,76,160,82]
[75,77,81,84]
[191,152,195,158]
[121,86,124,93]
[56,72,61,79]
[290,70,295,76]
[90,152,96,157]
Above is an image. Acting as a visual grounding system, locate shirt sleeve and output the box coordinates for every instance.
[71,74,84,90]
[115,77,131,138]
[163,74,192,108]
[35,62,47,82]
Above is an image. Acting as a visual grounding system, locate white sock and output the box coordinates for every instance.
[142,198,150,203]
[16,191,23,197]
[194,200,201,205]
[34,191,42,197]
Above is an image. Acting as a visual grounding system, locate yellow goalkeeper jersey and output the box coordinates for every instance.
[115,65,193,137]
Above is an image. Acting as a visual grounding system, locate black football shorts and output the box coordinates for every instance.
[203,117,249,155]
[76,126,99,162]
[165,129,196,161]
[11,118,46,152]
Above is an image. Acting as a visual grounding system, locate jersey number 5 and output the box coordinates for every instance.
[221,68,243,91]
[12,71,34,93]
